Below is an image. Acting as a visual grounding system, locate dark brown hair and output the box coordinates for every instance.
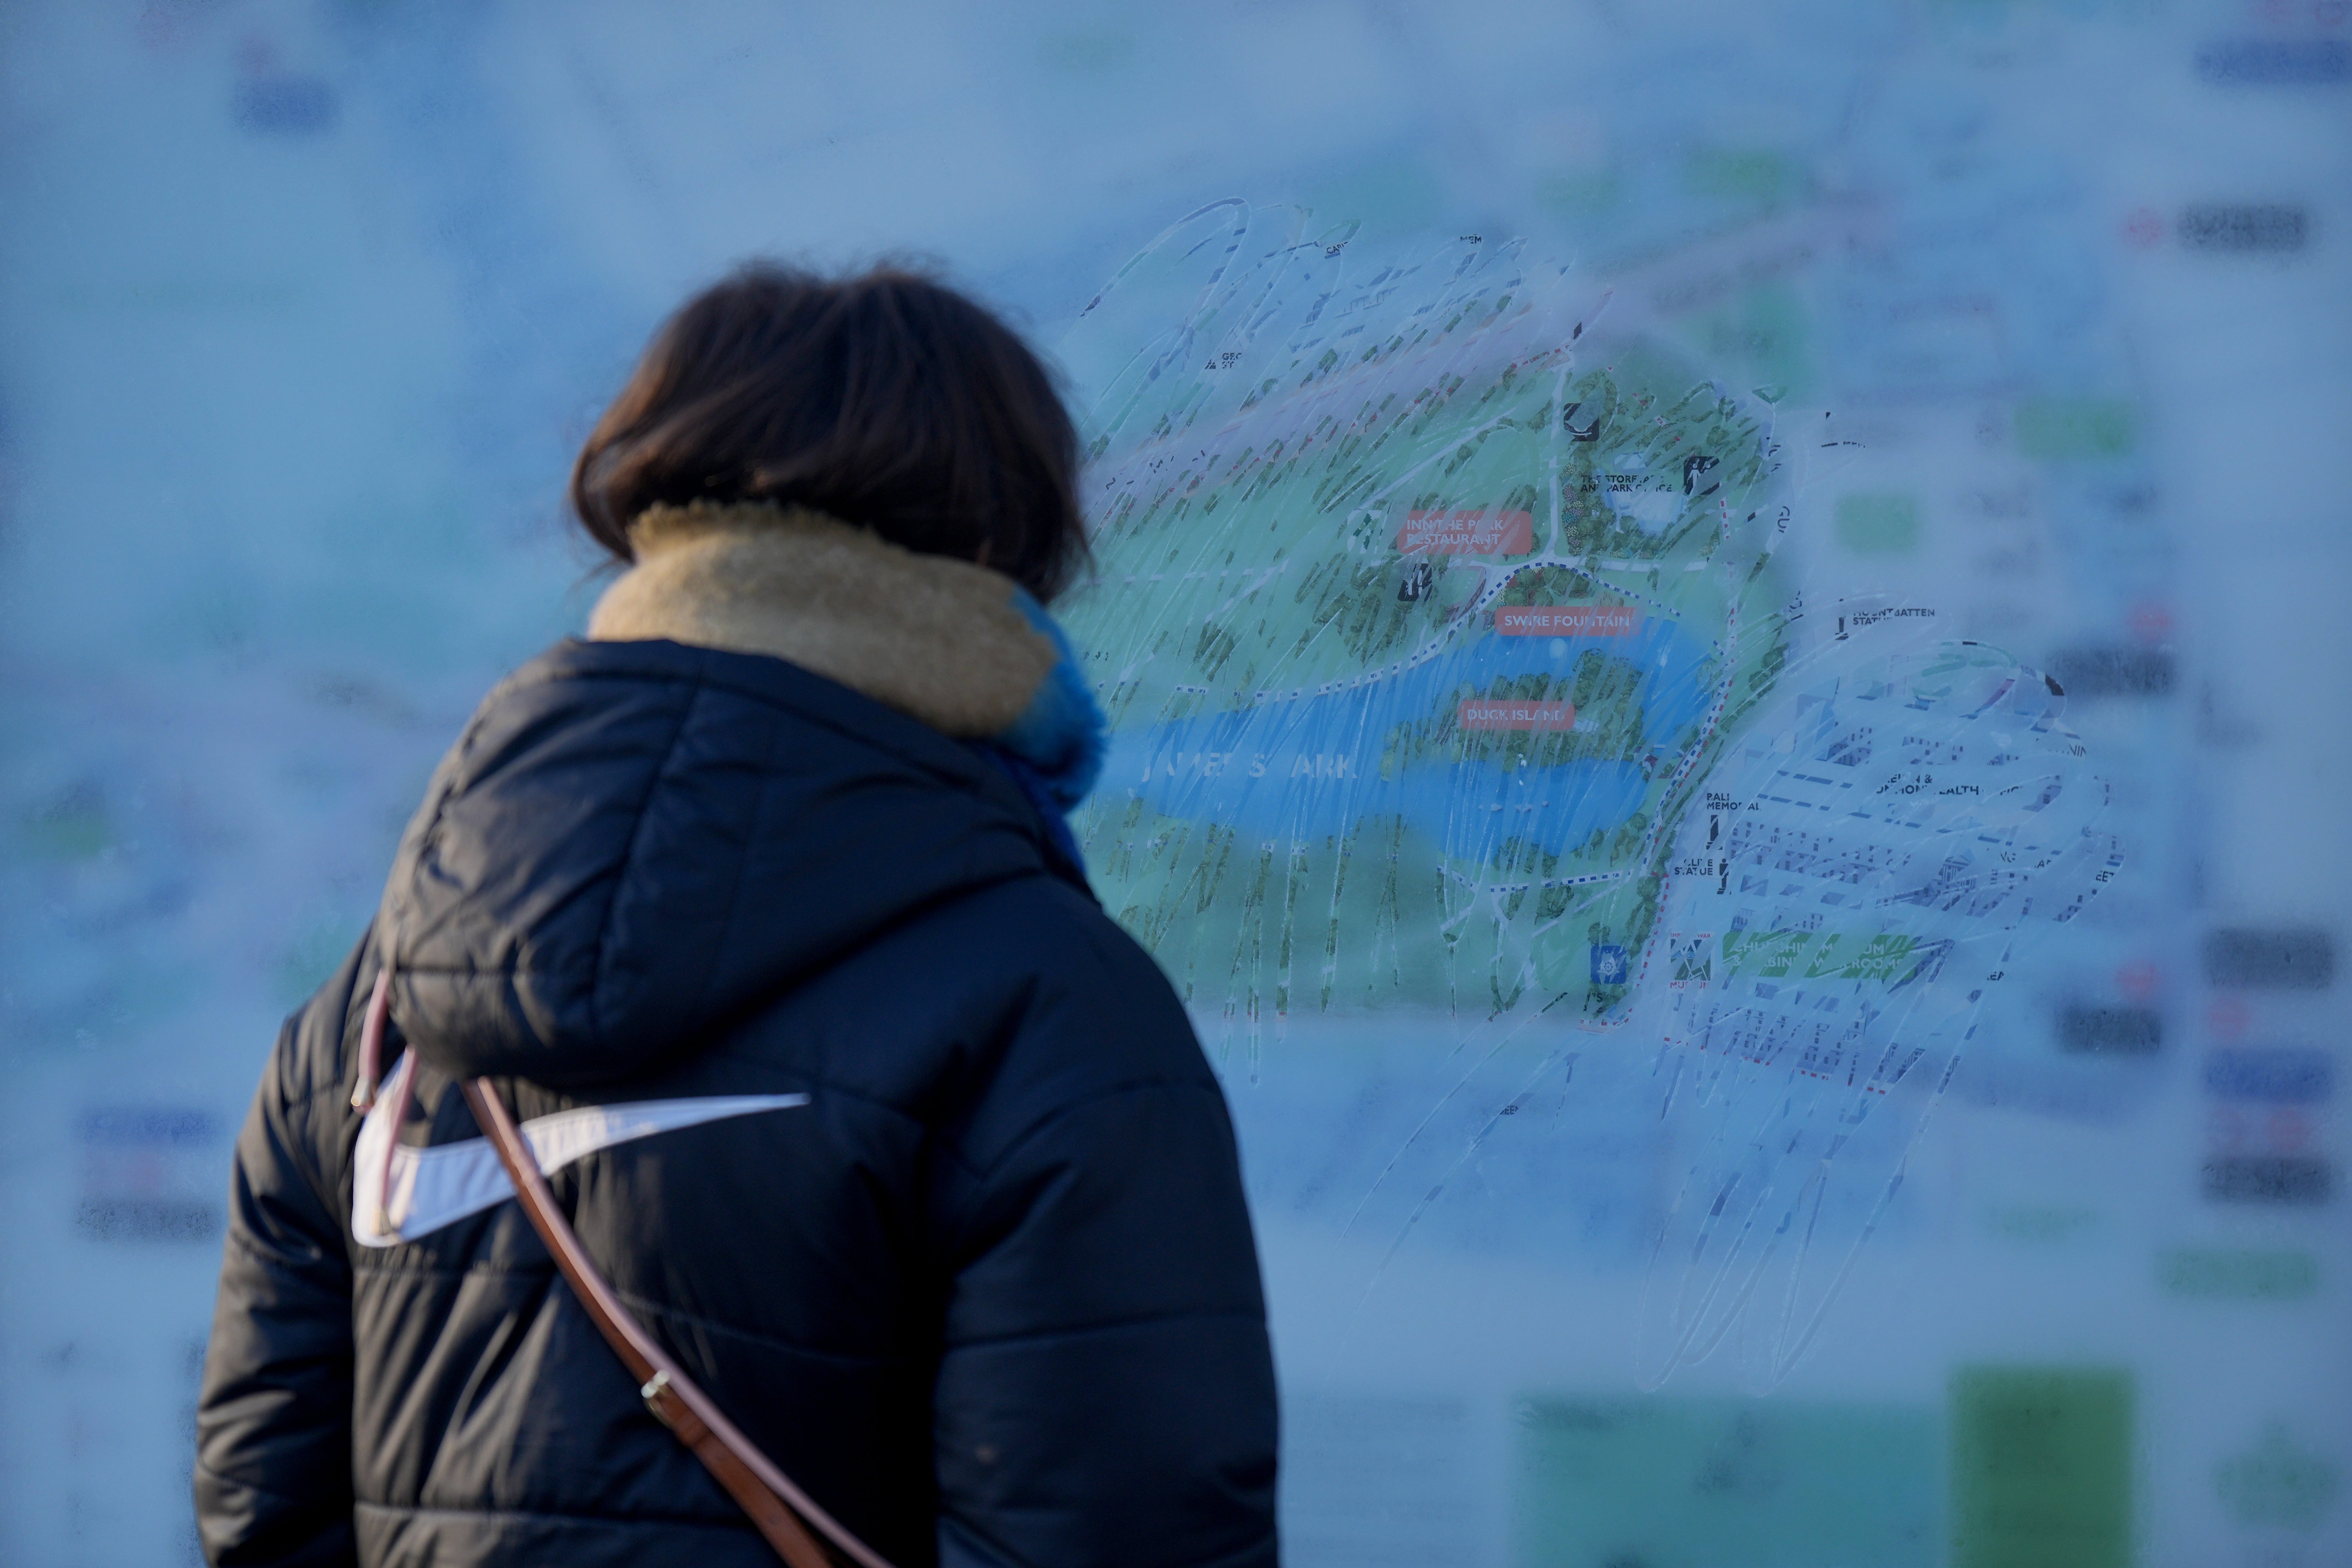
[571,262,1089,602]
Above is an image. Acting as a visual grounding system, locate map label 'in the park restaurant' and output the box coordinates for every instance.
[1459,698,1577,731]
[1396,507,1535,555]
[1495,604,1643,637]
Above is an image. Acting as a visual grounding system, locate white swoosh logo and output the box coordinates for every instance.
[351,1051,809,1248]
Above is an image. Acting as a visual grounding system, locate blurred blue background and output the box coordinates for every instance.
[0,2,2346,1563]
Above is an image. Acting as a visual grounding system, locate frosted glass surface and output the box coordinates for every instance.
[1,4,2346,1564]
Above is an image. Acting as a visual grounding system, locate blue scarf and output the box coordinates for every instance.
[975,592,1104,871]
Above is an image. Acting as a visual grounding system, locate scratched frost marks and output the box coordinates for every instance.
[1058,204,1798,1071]
[1632,640,2118,1390]
[1056,207,2121,1391]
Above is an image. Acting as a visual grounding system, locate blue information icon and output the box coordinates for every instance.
[1591,944,1628,985]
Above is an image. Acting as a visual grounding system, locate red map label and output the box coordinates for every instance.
[1459,698,1577,731]
[1495,605,1642,637]
[1396,508,1535,555]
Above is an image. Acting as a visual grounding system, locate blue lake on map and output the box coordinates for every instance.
[1099,614,1719,862]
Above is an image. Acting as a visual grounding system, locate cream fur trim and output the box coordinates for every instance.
[587,502,1056,738]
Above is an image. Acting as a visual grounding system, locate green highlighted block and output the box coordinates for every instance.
[2159,1247,2318,1300]
[1684,147,1795,204]
[1834,493,1920,554]
[1514,1395,1938,1566]
[1804,931,1916,981]
[2014,398,2137,459]
[1720,928,1916,981]
[21,786,113,860]
[1951,1367,2132,1568]
[2217,1424,2341,1530]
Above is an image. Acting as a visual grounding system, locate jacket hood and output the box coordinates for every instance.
[374,507,1104,1088]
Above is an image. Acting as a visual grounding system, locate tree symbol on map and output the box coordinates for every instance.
[1056,202,2119,1388]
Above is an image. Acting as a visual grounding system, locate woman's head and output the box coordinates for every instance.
[572,263,1089,602]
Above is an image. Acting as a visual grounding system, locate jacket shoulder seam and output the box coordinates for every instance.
[966,1074,1228,1187]
[589,683,703,1044]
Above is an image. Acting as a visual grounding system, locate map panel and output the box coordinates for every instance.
[2,3,2346,1564]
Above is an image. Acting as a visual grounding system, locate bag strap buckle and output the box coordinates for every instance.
[641,1369,678,1429]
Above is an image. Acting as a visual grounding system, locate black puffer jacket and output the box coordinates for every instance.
[194,630,1278,1565]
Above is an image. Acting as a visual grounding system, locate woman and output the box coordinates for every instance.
[194,265,1279,1567]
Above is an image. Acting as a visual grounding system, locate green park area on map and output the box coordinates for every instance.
[1063,291,1795,1026]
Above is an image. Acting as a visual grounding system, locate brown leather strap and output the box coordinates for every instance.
[460,1078,895,1568]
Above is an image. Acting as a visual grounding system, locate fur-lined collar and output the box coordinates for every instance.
[588,501,1104,806]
